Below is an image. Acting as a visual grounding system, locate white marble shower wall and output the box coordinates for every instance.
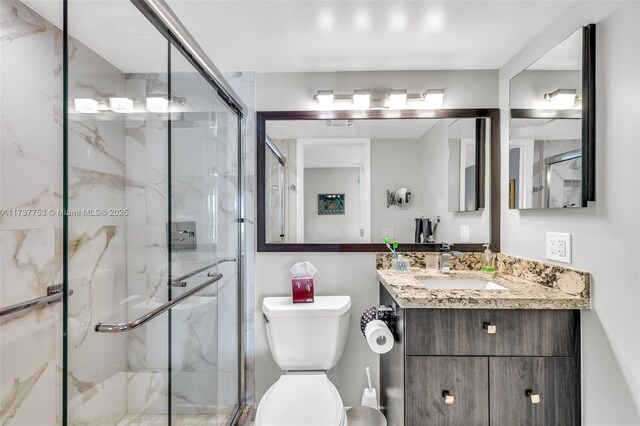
[66,32,130,424]
[0,1,63,425]
[122,72,170,416]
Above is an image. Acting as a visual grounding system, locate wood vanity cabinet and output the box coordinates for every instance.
[380,285,581,426]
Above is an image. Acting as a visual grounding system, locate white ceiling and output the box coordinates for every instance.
[26,0,577,74]
[166,0,577,72]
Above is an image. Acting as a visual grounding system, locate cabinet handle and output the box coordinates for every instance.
[525,389,541,404]
[482,322,497,334]
[442,390,455,405]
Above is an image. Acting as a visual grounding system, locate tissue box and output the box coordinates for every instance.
[292,277,314,303]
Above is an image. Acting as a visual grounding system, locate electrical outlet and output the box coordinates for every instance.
[460,226,470,243]
[546,232,571,263]
[382,228,394,240]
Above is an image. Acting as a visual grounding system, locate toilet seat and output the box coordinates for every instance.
[256,373,347,426]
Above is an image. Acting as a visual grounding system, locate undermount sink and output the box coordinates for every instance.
[419,279,508,291]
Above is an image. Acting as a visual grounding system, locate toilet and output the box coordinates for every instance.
[256,295,351,426]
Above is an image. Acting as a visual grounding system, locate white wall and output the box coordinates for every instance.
[255,252,380,407]
[257,70,498,111]
[254,69,498,406]
[499,2,640,424]
[370,139,424,242]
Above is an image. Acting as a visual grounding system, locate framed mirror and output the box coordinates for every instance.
[509,24,596,209]
[257,109,500,252]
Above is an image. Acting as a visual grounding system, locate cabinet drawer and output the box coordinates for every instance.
[405,357,488,426]
[405,309,578,356]
[489,357,580,426]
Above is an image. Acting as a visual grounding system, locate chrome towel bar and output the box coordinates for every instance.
[95,272,223,333]
[0,285,72,319]
[169,257,236,287]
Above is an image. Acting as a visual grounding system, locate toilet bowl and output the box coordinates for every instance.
[256,296,351,426]
[255,373,347,426]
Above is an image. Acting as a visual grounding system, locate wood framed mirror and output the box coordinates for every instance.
[257,109,500,252]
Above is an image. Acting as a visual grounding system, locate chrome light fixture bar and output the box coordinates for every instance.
[314,88,444,110]
[387,89,407,109]
[352,90,371,109]
[544,89,577,110]
[424,89,445,109]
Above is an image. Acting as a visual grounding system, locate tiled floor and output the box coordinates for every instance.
[117,414,230,425]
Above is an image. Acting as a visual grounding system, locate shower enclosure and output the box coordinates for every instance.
[63,0,245,424]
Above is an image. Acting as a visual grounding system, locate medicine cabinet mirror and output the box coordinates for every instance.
[508,24,596,209]
[257,109,500,252]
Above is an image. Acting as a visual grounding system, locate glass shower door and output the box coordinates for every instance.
[168,47,241,425]
[64,1,243,424]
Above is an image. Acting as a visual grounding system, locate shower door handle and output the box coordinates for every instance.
[94,272,223,333]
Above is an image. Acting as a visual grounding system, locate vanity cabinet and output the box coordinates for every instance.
[380,285,581,426]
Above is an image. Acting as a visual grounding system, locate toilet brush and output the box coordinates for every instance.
[361,366,378,408]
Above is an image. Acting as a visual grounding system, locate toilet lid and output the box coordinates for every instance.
[256,374,345,426]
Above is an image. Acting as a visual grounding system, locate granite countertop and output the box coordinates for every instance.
[376,253,591,310]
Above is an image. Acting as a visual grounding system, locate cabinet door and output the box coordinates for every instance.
[406,309,579,357]
[406,357,488,426]
[489,357,580,426]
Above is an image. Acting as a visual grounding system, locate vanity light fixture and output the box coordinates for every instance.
[544,89,577,110]
[387,89,407,109]
[353,90,371,109]
[315,90,335,108]
[146,96,169,113]
[109,97,134,113]
[74,98,100,113]
[312,88,444,109]
[423,89,445,109]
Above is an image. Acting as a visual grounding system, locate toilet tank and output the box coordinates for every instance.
[262,296,351,371]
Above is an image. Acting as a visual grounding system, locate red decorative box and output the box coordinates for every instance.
[292,277,314,303]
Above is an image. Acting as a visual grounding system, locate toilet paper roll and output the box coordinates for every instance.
[364,320,394,354]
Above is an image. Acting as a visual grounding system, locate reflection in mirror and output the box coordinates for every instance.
[448,119,485,212]
[509,26,593,209]
[263,118,491,245]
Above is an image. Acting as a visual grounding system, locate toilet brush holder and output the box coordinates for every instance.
[361,366,378,409]
[361,387,378,409]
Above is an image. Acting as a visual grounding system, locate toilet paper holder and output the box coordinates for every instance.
[375,303,397,321]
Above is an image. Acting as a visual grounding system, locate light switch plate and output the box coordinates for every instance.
[460,226,470,243]
[382,228,394,240]
[546,232,571,263]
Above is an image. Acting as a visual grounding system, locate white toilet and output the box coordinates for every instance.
[256,295,351,426]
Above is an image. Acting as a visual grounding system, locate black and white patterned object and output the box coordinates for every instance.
[360,307,378,336]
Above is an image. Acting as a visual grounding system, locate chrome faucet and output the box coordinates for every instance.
[439,243,462,273]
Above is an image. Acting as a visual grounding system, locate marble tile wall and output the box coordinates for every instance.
[66,32,130,425]
[1,3,252,424]
[0,1,63,425]
[122,72,170,417]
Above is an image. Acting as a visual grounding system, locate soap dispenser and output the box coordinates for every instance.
[482,244,495,274]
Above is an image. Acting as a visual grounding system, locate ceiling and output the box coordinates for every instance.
[166,0,577,72]
[26,0,577,74]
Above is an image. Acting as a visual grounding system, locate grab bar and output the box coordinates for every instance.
[0,285,72,319]
[95,272,223,333]
[169,257,236,287]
